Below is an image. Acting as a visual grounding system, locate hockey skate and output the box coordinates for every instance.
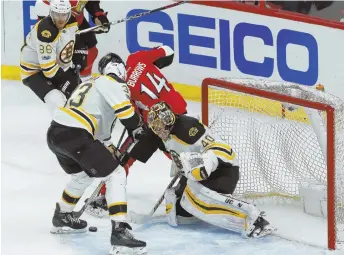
[245,212,277,238]
[85,195,108,218]
[109,221,147,255]
[50,203,88,234]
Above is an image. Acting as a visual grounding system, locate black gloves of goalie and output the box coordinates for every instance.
[92,11,110,34]
[132,125,148,142]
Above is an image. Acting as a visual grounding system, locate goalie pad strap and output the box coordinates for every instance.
[180,180,263,235]
[187,180,260,220]
[181,183,247,234]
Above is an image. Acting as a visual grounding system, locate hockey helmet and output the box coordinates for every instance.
[50,0,71,29]
[147,102,176,141]
[98,53,127,81]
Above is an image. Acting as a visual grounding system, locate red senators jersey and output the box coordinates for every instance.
[126,46,187,121]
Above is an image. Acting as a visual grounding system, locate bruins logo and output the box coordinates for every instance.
[60,40,75,64]
[189,127,198,137]
[41,30,51,39]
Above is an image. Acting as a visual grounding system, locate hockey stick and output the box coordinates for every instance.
[74,180,105,218]
[76,1,187,35]
[128,172,181,224]
[75,124,127,218]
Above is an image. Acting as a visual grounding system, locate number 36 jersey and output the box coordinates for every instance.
[20,16,78,80]
[52,75,140,143]
[164,115,239,168]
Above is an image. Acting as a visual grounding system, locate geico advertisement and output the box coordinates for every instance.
[17,1,344,99]
[126,9,319,86]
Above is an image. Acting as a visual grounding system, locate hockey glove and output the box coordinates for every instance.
[92,11,110,34]
[72,35,88,72]
[179,151,218,181]
[106,144,131,167]
[132,123,148,142]
[59,68,81,98]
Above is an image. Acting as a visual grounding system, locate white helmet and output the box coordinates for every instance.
[50,0,71,26]
[98,53,127,81]
[50,0,71,14]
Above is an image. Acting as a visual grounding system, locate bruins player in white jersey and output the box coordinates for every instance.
[46,53,147,254]
[20,0,86,114]
[147,102,276,238]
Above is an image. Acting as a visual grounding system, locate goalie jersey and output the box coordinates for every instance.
[165,115,238,169]
[52,75,140,143]
[20,15,78,80]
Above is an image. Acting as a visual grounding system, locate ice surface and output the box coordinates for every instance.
[1,81,342,255]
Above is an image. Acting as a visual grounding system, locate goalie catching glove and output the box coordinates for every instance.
[179,151,219,181]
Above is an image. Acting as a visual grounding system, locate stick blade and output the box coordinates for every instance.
[128,211,152,224]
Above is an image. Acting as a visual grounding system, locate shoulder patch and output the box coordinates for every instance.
[41,30,51,39]
[189,127,199,137]
[171,115,205,145]
[37,17,59,43]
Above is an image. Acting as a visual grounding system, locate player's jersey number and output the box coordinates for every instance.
[140,72,171,99]
[67,82,92,108]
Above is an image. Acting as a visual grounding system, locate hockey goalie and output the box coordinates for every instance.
[147,101,276,238]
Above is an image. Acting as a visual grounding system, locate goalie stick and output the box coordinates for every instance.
[128,172,181,224]
[76,1,187,35]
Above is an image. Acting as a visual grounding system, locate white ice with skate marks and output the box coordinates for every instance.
[1,81,342,255]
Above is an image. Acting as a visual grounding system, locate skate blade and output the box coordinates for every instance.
[252,226,277,238]
[50,226,87,234]
[109,245,147,255]
[128,211,152,224]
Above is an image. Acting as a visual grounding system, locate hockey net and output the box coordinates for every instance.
[201,78,344,250]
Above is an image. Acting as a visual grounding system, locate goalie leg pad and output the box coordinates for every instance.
[165,188,178,227]
[180,180,248,234]
[181,180,275,237]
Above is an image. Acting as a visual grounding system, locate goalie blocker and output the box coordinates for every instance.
[147,102,276,238]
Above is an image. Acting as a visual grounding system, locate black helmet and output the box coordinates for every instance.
[98,52,125,74]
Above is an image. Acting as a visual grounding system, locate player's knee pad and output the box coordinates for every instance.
[103,166,127,221]
[66,171,94,196]
[60,172,94,212]
[180,180,260,235]
[104,165,127,187]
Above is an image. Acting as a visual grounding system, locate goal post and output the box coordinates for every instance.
[201,78,344,250]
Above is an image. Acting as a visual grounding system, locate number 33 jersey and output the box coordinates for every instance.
[164,115,239,168]
[126,46,187,120]
[52,75,139,143]
[20,16,78,80]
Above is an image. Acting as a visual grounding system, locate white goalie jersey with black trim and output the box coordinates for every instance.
[164,118,238,179]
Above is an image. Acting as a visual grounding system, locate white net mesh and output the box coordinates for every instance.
[204,78,344,248]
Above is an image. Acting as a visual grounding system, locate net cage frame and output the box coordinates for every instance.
[201,77,343,250]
